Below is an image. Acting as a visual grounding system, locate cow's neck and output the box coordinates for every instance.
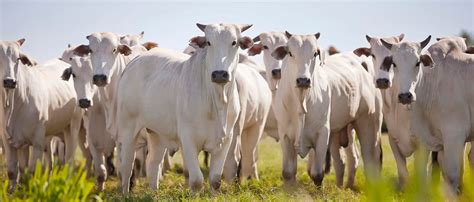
[190,50,239,138]
[415,65,439,112]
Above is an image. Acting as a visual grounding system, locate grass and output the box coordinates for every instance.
[1,134,473,201]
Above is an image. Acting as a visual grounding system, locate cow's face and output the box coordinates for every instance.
[120,31,144,46]
[73,32,132,87]
[61,47,96,108]
[248,32,288,90]
[272,32,322,89]
[0,39,35,89]
[354,34,404,89]
[381,36,432,105]
[191,23,253,85]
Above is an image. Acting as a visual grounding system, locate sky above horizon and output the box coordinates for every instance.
[1,0,472,63]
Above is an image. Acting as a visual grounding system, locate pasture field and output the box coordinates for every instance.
[1,134,473,201]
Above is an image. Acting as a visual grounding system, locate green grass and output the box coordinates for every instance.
[1,134,473,201]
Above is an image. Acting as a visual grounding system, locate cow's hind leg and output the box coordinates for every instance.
[329,133,344,188]
[118,123,140,194]
[240,123,265,181]
[146,133,167,190]
[344,131,358,189]
[440,129,466,194]
[353,116,380,180]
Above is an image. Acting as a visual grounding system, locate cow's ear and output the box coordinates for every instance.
[142,42,158,50]
[420,54,434,67]
[239,36,253,50]
[17,38,26,46]
[19,53,35,66]
[465,46,474,54]
[189,36,207,49]
[117,44,132,56]
[61,67,73,81]
[139,31,144,39]
[248,43,263,56]
[314,32,321,40]
[397,33,405,42]
[328,46,339,55]
[73,45,91,56]
[353,47,372,57]
[271,46,288,60]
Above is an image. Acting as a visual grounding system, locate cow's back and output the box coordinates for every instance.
[38,59,78,135]
[323,53,365,131]
[119,48,188,140]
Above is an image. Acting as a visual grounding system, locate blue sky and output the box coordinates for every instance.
[1,0,472,63]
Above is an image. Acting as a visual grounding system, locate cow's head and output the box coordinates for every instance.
[120,31,144,47]
[0,39,35,90]
[380,36,432,105]
[271,31,322,89]
[354,34,405,89]
[74,32,132,87]
[191,23,253,85]
[248,32,288,90]
[61,45,96,108]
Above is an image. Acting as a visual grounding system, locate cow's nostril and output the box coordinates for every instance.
[272,69,281,79]
[296,78,311,88]
[223,72,229,79]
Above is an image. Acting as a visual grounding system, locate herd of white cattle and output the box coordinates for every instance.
[0,23,473,194]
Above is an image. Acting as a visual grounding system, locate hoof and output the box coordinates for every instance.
[311,173,324,187]
[282,170,296,183]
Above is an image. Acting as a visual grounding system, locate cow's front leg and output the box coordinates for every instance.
[179,128,204,192]
[5,142,19,192]
[223,127,240,183]
[281,135,297,184]
[309,126,330,187]
[209,132,234,191]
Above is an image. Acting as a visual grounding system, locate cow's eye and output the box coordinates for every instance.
[207,41,211,46]
[69,57,72,61]
[112,48,116,53]
[288,51,293,57]
[72,73,76,78]
[232,41,237,46]
[263,45,269,50]
[415,61,420,67]
[314,51,318,57]
[393,63,397,68]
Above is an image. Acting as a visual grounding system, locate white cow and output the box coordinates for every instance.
[249,32,360,187]
[353,34,428,188]
[65,36,150,190]
[379,36,474,192]
[113,23,254,193]
[0,39,83,191]
[271,32,382,186]
[183,46,272,182]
